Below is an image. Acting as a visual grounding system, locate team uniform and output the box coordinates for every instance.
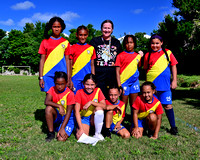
[75,88,105,126]
[132,95,163,128]
[47,86,75,136]
[89,36,123,98]
[106,100,126,133]
[38,37,70,92]
[143,49,178,104]
[115,51,141,95]
[70,43,96,93]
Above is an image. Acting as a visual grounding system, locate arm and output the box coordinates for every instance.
[83,99,106,110]
[131,109,141,138]
[116,67,124,95]
[65,55,73,90]
[171,65,177,89]
[106,105,122,115]
[151,114,162,139]
[91,59,95,75]
[39,54,46,88]
[45,93,65,115]
[74,102,84,139]
[57,104,74,138]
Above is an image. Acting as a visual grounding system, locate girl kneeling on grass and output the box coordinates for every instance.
[75,74,106,140]
[45,71,75,142]
[131,82,163,139]
[105,85,130,139]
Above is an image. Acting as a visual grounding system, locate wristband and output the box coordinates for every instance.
[38,77,43,80]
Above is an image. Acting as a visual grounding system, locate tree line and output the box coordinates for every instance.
[0,0,199,75]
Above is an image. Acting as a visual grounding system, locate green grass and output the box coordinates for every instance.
[0,75,200,159]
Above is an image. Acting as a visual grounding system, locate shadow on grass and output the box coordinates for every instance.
[34,109,48,134]
[173,88,200,109]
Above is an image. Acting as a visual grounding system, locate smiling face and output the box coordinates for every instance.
[55,78,67,92]
[52,21,62,38]
[76,29,88,44]
[125,37,135,52]
[142,85,155,103]
[109,88,120,104]
[151,38,163,52]
[101,22,113,40]
[83,79,96,94]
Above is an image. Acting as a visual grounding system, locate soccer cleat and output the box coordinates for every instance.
[45,132,55,142]
[170,127,178,135]
[93,133,105,141]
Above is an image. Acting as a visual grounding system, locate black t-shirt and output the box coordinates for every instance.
[89,36,123,67]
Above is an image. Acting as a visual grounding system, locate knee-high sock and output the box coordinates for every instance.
[94,110,104,134]
[165,108,176,128]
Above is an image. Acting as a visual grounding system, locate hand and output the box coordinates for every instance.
[114,123,122,131]
[67,80,74,91]
[138,50,144,57]
[150,134,158,140]
[131,127,141,139]
[115,106,122,115]
[171,80,177,89]
[39,79,44,88]
[76,128,84,140]
[83,101,92,110]
[59,105,65,116]
[57,128,68,141]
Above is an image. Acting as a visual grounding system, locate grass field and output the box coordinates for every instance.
[0,75,200,159]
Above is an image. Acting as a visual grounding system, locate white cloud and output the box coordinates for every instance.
[0,19,14,26]
[11,1,35,10]
[18,18,33,27]
[32,11,80,22]
[131,9,144,14]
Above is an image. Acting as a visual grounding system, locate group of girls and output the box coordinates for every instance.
[38,16,178,142]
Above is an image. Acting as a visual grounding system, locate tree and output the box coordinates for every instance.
[0,29,6,40]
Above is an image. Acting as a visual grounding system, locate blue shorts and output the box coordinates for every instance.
[81,115,92,126]
[110,122,125,133]
[156,90,172,105]
[122,79,140,96]
[54,109,75,136]
[72,79,84,94]
[131,118,146,128]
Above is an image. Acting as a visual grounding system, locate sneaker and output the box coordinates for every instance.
[93,133,104,141]
[170,127,178,135]
[45,132,55,142]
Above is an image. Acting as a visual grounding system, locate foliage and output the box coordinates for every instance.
[0,75,199,159]
[0,29,6,40]
[134,32,149,53]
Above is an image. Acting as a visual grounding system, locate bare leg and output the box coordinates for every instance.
[45,106,57,132]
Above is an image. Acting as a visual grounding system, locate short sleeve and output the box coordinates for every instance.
[143,52,149,70]
[38,40,46,55]
[75,90,82,104]
[132,96,141,110]
[98,89,106,102]
[155,102,164,115]
[170,52,178,66]
[64,41,71,55]
[47,87,54,95]
[67,91,75,105]
[91,48,97,60]
[115,54,121,67]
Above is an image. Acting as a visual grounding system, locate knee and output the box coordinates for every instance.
[164,104,172,110]
[148,113,157,123]
[122,132,130,139]
[45,106,53,114]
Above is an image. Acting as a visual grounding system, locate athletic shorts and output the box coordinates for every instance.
[54,109,75,136]
[110,122,125,133]
[155,90,172,105]
[81,115,92,126]
[131,118,146,128]
[72,79,84,94]
[122,79,140,96]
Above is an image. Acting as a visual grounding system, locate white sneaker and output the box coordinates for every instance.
[93,133,104,141]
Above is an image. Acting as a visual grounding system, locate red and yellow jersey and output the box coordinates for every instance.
[115,51,141,85]
[70,43,96,81]
[75,88,105,117]
[106,100,125,124]
[132,95,163,120]
[143,49,178,91]
[38,37,70,91]
[47,86,75,114]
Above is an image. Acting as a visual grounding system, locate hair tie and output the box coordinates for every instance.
[151,35,162,40]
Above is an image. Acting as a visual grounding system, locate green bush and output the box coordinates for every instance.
[13,68,20,74]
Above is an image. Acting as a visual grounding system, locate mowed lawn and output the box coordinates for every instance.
[0,75,199,159]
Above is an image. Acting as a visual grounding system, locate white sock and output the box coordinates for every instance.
[94,110,104,135]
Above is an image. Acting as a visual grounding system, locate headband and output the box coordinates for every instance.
[151,35,162,40]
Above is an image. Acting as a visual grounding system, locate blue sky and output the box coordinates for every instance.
[0,0,177,38]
